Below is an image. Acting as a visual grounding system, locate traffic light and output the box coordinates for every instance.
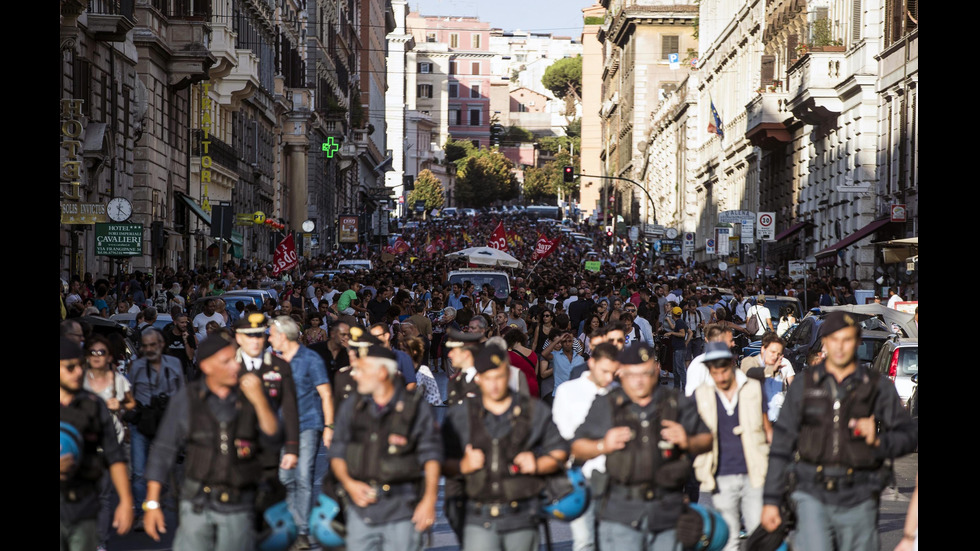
[563,166,574,183]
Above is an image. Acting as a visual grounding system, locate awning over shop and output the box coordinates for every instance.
[176,192,245,248]
[775,221,810,242]
[815,218,892,267]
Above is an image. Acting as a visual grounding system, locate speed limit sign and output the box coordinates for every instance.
[756,212,775,241]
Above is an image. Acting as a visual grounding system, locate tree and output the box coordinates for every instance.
[406,169,444,210]
[542,56,583,120]
[444,139,476,164]
[455,148,519,206]
[522,165,557,203]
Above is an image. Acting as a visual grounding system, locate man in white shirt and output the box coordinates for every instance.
[191,299,224,343]
[745,295,773,337]
[551,343,620,551]
[886,288,904,309]
[685,323,736,397]
[563,287,580,311]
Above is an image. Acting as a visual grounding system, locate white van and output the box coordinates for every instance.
[337,259,372,272]
[448,270,512,301]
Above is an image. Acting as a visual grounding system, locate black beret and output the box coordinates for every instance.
[474,343,508,373]
[60,337,84,360]
[234,312,269,334]
[617,342,657,365]
[197,333,237,363]
[444,328,483,349]
[364,344,397,362]
[818,311,862,338]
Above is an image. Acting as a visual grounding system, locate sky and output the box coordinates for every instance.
[407,0,590,38]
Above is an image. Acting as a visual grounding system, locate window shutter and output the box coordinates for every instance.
[851,0,862,43]
[906,0,917,33]
[662,35,679,59]
[891,0,904,43]
[761,55,775,85]
[787,34,798,60]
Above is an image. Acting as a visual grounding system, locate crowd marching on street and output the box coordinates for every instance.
[60,212,919,551]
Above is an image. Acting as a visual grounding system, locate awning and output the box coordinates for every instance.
[176,192,245,247]
[872,236,918,247]
[815,218,892,259]
[775,221,810,242]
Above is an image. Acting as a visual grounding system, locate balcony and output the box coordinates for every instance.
[162,0,215,89]
[208,19,238,79]
[745,92,793,150]
[785,50,846,126]
[86,0,136,42]
[192,130,242,174]
[214,50,261,109]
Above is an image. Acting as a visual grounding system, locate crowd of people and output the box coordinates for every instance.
[60,213,918,551]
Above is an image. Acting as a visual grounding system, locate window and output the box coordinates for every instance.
[449,83,458,97]
[449,60,457,74]
[760,55,775,86]
[472,62,480,75]
[472,34,481,49]
[450,33,459,48]
[426,32,437,43]
[449,108,461,125]
[417,84,433,99]
[417,62,431,74]
[661,35,679,59]
[470,84,481,98]
[469,109,481,126]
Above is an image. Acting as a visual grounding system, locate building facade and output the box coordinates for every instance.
[579,3,607,218]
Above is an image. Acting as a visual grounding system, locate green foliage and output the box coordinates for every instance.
[811,17,832,47]
[503,125,534,144]
[350,90,365,128]
[407,169,444,210]
[564,118,581,138]
[522,165,556,203]
[542,56,583,102]
[455,148,519,206]
[444,139,476,164]
[510,68,520,85]
[537,136,581,156]
[584,16,604,25]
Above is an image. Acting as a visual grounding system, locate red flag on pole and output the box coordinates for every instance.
[389,237,410,255]
[531,234,560,261]
[272,234,299,276]
[627,254,637,281]
[487,221,509,251]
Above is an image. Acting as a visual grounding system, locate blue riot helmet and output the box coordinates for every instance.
[540,467,590,521]
[256,501,298,551]
[309,493,345,547]
[689,503,730,551]
[60,422,83,463]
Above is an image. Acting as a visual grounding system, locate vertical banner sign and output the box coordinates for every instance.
[338,215,359,243]
[728,236,741,265]
[706,238,716,255]
[757,212,776,241]
[488,221,509,251]
[200,82,213,214]
[272,234,299,275]
[741,219,755,244]
[61,99,85,200]
[716,227,731,255]
[682,232,695,256]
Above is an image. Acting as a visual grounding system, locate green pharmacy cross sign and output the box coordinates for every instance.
[322,137,340,158]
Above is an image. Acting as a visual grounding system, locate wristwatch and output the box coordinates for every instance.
[142,500,160,512]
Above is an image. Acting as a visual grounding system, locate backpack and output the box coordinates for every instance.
[153,290,168,311]
[745,306,765,335]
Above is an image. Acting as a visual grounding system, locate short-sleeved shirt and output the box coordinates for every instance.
[573,386,710,531]
[669,317,690,349]
[337,290,358,312]
[287,345,331,431]
[83,372,132,443]
[394,349,418,386]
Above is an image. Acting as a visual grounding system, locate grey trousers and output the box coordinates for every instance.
[59,518,96,551]
[598,518,681,551]
[790,490,879,551]
[345,511,423,551]
[712,474,763,551]
[463,523,539,551]
[172,500,255,551]
[568,499,597,551]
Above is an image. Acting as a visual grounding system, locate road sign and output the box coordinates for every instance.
[653,240,662,252]
[629,226,639,241]
[414,200,426,213]
[706,238,716,254]
[715,227,731,255]
[668,53,680,70]
[719,210,755,224]
[683,232,695,255]
[660,239,682,255]
[757,212,775,241]
[740,219,754,244]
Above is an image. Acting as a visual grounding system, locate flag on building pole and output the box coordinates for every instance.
[707,98,724,137]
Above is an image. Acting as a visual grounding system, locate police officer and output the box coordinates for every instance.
[61,337,134,550]
[328,342,443,550]
[143,332,283,550]
[572,342,712,550]
[760,311,917,551]
[444,328,483,407]
[442,342,569,550]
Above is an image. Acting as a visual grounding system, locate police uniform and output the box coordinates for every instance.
[144,333,284,551]
[763,312,917,551]
[61,339,129,551]
[442,344,569,551]
[440,328,483,544]
[573,343,710,550]
[328,344,443,551]
[234,314,300,522]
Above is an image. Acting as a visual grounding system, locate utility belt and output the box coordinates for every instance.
[607,482,663,502]
[338,480,421,504]
[468,497,536,518]
[183,478,256,510]
[794,462,889,493]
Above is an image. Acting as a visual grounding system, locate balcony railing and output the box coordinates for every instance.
[86,0,135,41]
[192,130,242,174]
[745,92,792,150]
[786,51,846,126]
[152,0,211,20]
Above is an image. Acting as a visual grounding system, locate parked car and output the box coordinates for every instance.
[110,313,174,333]
[782,313,897,373]
[337,259,372,272]
[907,373,917,423]
[869,338,918,405]
[442,207,458,218]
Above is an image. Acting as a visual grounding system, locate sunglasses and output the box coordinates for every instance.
[88,349,108,357]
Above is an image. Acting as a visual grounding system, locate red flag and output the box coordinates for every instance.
[272,234,299,276]
[487,221,509,251]
[627,254,637,281]
[531,234,560,261]
[390,237,410,255]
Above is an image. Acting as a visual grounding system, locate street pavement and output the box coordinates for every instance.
[107,368,917,550]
